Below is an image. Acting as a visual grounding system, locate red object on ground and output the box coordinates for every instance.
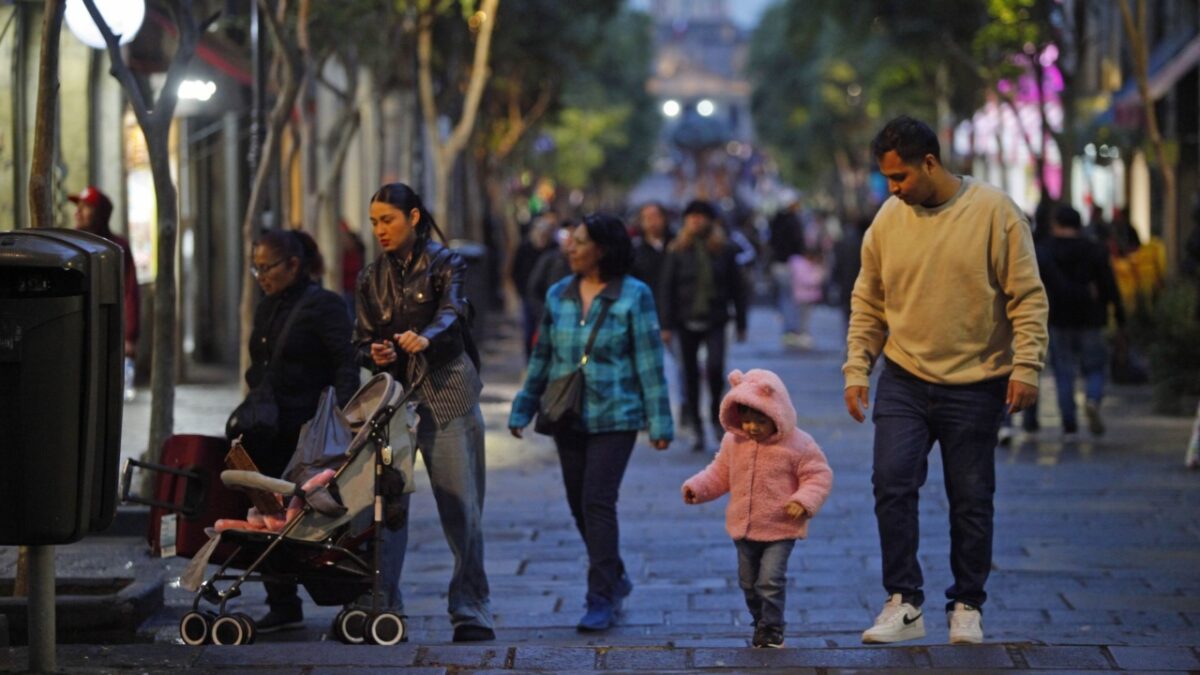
[146,434,250,558]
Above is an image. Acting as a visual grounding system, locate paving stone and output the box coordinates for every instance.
[927,644,1016,669]
[692,646,923,669]
[196,643,420,668]
[1020,645,1111,669]
[1107,646,1200,670]
[509,646,597,670]
[600,647,689,670]
[415,645,508,668]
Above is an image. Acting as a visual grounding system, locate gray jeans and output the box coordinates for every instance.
[379,403,493,629]
[735,538,795,630]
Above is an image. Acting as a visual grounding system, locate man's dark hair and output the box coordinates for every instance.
[581,212,634,280]
[682,199,719,221]
[1053,204,1083,231]
[871,115,941,165]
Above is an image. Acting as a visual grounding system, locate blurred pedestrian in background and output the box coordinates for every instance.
[659,200,748,452]
[630,202,672,305]
[1036,204,1125,439]
[512,213,559,357]
[768,191,805,346]
[70,186,140,401]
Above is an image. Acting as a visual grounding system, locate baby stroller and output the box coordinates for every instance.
[176,372,416,646]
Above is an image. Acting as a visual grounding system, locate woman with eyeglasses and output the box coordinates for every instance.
[236,228,360,633]
[353,183,495,643]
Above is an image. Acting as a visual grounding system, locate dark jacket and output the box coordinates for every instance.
[631,237,670,302]
[354,239,479,385]
[767,210,804,264]
[524,249,572,320]
[658,242,748,333]
[512,239,556,300]
[244,279,358,475]
[1037,236,1125,329]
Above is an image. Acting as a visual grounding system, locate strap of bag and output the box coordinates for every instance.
[265,284,320,384]
[578,298,613,367]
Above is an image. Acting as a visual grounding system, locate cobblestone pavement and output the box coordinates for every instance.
[4,306,1199,672]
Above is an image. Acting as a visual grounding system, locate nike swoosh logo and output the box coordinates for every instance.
[903,612,923,625]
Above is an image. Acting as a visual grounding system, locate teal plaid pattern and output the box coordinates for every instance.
[510,275,674,441]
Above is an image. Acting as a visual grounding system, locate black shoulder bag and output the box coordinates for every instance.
[535,298,612,436]
[226,286,319,448]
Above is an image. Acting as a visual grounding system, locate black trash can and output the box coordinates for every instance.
[0,229,124,545]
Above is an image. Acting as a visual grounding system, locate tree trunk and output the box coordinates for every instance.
[238,0,305,383]
[417,0,500,230]
[1118,0,1178,273]
[27,0,63,230]
[146,131,178,464]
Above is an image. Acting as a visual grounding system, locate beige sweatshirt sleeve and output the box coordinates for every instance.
[843,221,886,389]
[995,208,1049,387]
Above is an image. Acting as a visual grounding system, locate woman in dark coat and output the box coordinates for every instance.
[239,229,359,632]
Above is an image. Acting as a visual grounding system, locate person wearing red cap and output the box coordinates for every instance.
[70,186,140,400]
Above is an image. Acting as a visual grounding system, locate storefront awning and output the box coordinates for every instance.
[1095,28,1199,128]
[1113,33,1200,107]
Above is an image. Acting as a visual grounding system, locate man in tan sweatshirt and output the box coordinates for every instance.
[844,116,1048,646]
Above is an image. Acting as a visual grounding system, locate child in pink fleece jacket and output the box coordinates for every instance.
[682,368,833,648]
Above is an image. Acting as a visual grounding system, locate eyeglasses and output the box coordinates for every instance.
[250,258,285,279]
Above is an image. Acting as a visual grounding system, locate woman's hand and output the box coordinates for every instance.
[510,427,524,439]
[370,340,398,367]
[652,439,670,451]
[394,331,430,354]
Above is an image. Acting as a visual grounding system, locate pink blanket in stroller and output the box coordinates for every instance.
[213,469,337,533]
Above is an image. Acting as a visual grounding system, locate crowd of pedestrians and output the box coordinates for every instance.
[129,110,1194,651]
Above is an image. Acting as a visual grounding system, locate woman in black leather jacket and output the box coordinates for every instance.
[240,229,358,633]
[353,183,495,642]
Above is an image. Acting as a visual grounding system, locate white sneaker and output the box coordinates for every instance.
[947,602,983,644]
[861,593,925,644]
[996,425,1014,446]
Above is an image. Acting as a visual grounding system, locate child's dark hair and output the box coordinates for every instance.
[737,402,765,417]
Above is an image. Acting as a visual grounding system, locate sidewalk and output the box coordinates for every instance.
[4,306,1199,672]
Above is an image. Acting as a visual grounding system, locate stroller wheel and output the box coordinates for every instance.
[368,612,406,646]
[232,612,257,645]
[179,611,212,646]
[211,614,249,645]
[333,608,368,644]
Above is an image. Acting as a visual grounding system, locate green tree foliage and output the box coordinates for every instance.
[538,8,659,193]
[748,1,987,198]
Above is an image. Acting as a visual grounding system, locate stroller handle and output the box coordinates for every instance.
[222,470,296,497]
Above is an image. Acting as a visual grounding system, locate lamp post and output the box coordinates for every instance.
[64,0,145,48]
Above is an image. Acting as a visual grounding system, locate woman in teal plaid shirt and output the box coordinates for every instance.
[509,213,674,632]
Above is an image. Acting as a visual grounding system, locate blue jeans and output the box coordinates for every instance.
[872,360,1007,610]
[734,538,795,630]
[553,429,637,604]
[1048,327,1107,430]
[379,403,493,629]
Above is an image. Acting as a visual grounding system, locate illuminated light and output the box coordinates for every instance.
[65,0,146,49]
[178,80,217,102]
[662,100,681,117]
[697,99,715,117]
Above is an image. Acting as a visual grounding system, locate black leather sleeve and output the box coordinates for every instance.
[421,248,470,346]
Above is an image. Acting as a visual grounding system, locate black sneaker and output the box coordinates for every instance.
[452,624,496,642]
[752,625,785,648]
[256,609,304,634]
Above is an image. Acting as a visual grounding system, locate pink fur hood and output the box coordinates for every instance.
[682,369,833,541]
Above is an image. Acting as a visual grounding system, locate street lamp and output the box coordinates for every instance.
[64,0,146,48]
[697,99,715,117]
[662,99,681,118]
